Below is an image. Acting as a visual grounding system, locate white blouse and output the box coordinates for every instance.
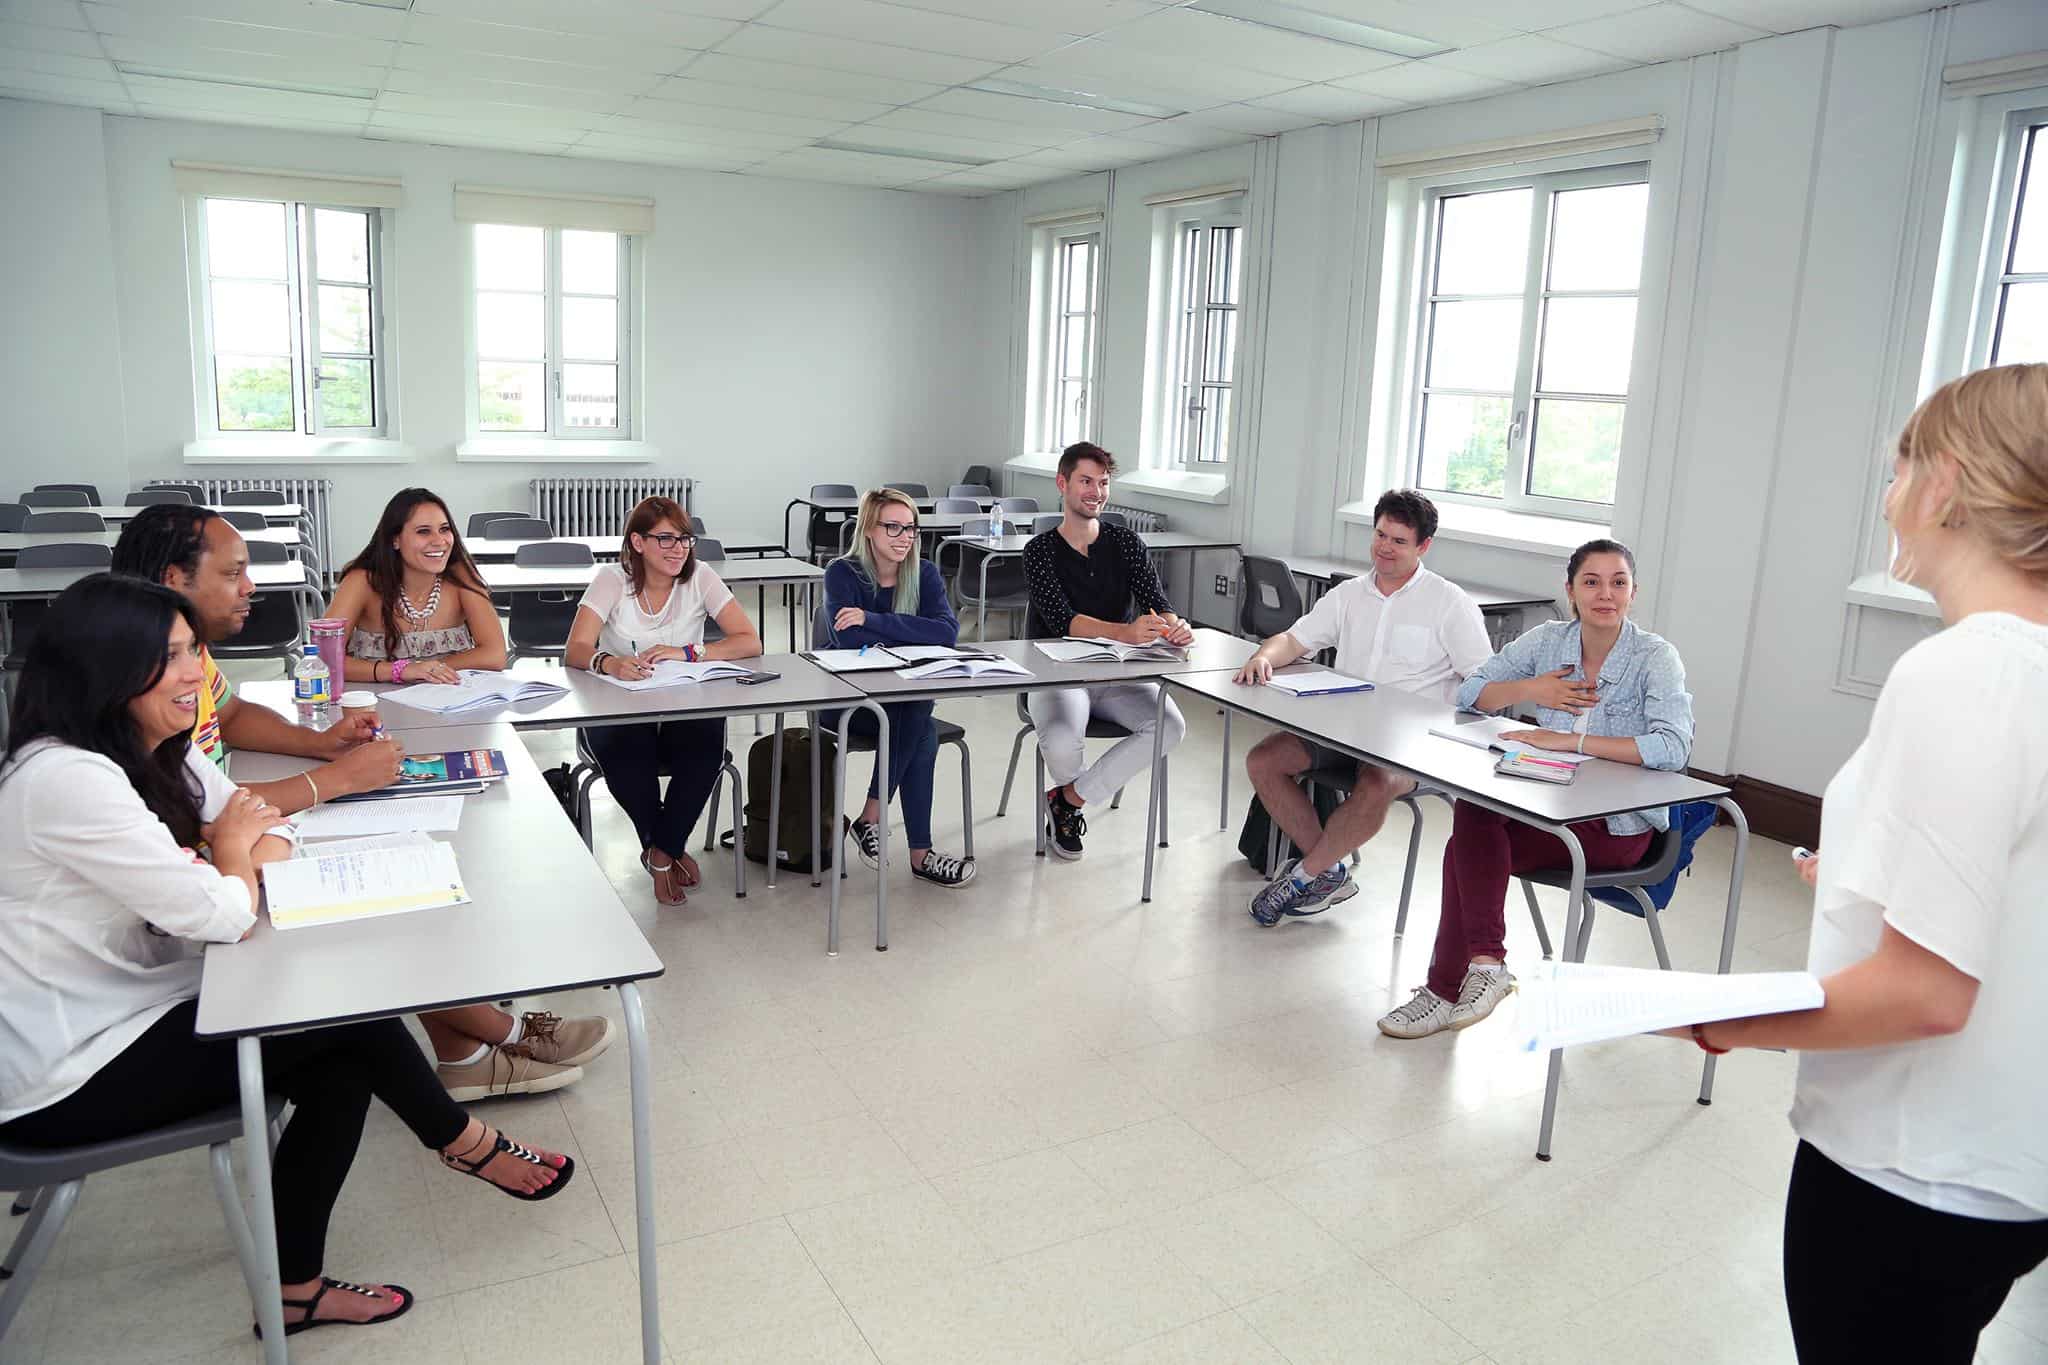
[1790,613,2048,1219]
[575,563,735,661]
[0,741,295,1124]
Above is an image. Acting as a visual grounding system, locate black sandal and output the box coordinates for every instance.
[254,1276,413,1339]
[440,1126,575,1202]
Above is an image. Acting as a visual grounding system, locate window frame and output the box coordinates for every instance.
[1404,161,1649,523]
[1161,200,1244,469]
[1025,222,1103,454]
[464,223,636,442]
[1967,104,2048,369]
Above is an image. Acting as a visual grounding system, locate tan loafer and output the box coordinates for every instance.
[507,1011,614,1068]
[437,1047,583,1102]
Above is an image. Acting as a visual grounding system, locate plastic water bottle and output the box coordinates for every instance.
[988,501,1006,541]
[292,643,332,726]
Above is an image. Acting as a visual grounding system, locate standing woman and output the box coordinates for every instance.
[1379,538,1694,1039]
[565,496,761,905]
[823,489,975,887]
[1688,365,2048,1363]
[328,488,507,684]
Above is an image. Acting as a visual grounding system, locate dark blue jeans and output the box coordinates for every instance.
[581,718,726,860]
[825,700,939,849]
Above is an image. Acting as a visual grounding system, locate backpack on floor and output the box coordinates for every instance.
[1236,786,1345,876]
[740,727,838,873]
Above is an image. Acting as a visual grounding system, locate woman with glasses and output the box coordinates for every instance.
[823,488,975,887]
[566,496,761,905]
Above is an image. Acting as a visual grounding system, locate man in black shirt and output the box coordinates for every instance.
[1022,443,1192,859]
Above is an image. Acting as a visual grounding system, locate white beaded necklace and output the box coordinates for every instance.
[397,576,443,626]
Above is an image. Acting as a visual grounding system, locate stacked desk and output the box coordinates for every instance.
[937,530,1245,639]
[1282,553,1558,646]
[476,555,828,653]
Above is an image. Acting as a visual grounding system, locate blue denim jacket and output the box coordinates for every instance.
[1454,618,1695,835]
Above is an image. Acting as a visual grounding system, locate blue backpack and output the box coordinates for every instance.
[1590,800,1721,916]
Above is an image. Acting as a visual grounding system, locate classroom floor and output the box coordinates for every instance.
[8,642,2046,1365]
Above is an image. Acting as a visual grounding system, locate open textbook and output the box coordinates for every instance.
[381,669,567,714]
[1035,637,1189,664]
[898,655,1032,680]
[261,831,471,931]
[593,658,756,691]
[1431,713,1595,766]
[293,794,464,839]
[805,646,998,673]
[1509,960,1824,1053]
[1265,669,1372,697]
[330,749,507,802]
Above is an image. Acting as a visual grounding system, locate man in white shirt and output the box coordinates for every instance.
[1234,490,1492,925]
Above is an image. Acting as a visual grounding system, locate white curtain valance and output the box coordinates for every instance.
[453,184,654,234]
[1025,206,1104,229]
[1942,51,2048,98]
[1143,182,1247,209]
[1375,115,1662,179]
[172,161,402,209]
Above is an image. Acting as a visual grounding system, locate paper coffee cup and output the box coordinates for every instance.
[339,690,377,716]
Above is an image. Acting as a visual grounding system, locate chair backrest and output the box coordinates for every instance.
[883,481,928,499]
[33,483,100,503]
[126,489,192,506]
[1591,802,1721,915]
[961,516,990,537]
[221,489,285,506]
[694,537,726,562]
[0,503,25,533]
[994,496,1037,516]
[812,602,836,648]
[809,484,856,500]
[513,541,594,567]
[1031,514,1061,534]
[1239,555,1305,639]
[1096,511,1127,529]
[961,464,995,488]
[689,515,708,535]
[947,484,993,499]
[21,511,106,534]
[17,542,111,569]
[954,520,1029,597]
[145,483,208,503]
[468,510,526,537]
[219,509,270,532]
[21,489,89,509]
[218,588,302,651]
[482,516,553,540]
[934,497,980,515]
[244,540,290,564]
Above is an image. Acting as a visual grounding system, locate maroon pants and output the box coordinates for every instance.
[1427,801,1652,1000]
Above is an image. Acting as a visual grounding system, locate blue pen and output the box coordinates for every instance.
[858,643,870,657]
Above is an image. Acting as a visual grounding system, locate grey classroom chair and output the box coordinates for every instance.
[994,497,1038,518]
[882,481,929,499]
[694,538,728,641]
[19,489,89,509]
[1097,511,1127,529]
[0,1097,287,1346]
[210,570,306,676]
[20,511,105,534]
[483,516,553,540]
[0,504,24,533]
[1511,815,1689,968]
[16,543,110,569]
[1239,555,1304,639]
[142,483,210,507]
[1263,761,1452,917]
[222,489,287,506]
[804,484,858,564]
[505,541,593,664]
[960,464,995,489]
[219,509,270,533]
[952,517,1030,639]
[468,510,526,537]
[125,489,192,506]
[568,731,745,892]
[1031,513,1062,535]
[934,497,981,515]
[947,484,993,500]
[31,483,100,504]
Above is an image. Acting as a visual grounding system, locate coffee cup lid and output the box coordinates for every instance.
[338,691,376,707]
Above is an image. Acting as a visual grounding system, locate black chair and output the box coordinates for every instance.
[947,484,993,500]
[483,517,553,540]
[30,483,99,504]
[125,489,192,506]
[143,483,208,504]
[883,482,929,500]
[960,464,995,488]
[506,542,591,664]
[468,510,526,537]
[994,497,1038,517]
[211,550,306,675]
[0,504,24,534]
[15,543,108,569]
[20,511,105,534]
[567,734,747,892]
[244,541,290,564]
[1031,513,1061,535]
[221,489,285,506]
[689,516,707,536]
[1239,555,1304,639]
[218,509,270,533]
[805,484,857,565]
[1097,511,1127,529]
[952,517,1030,640]
[20,490,88,509]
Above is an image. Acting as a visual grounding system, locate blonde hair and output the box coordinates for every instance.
[838,488,921,616]
[1894,364,2048,580]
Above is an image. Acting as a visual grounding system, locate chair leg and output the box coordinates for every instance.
[995,723,1032,818]
[0,1180,78,1342]
[210,1141,265,1312]
[1110,787,1123,810]
[1522,880,1555,959]
[726,759,745,899]
[1219,710,1231,830]
[951,737,975,859]
[702,769,723,852]
[1631,887,1672,970]
[1034,748,1047,857]
[6,1191,30,1218]
[1392,796,1424,937]
[1158,755,1170,848]
[1573,895,1597,961]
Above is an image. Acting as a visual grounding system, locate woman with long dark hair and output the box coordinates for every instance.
[327,488,506,685]
[0,576,573,1338]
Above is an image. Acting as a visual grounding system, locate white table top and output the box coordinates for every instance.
[1169,666,1727,827]
[1280,552,1556,611]
[468,535,621,561]
[795,494,995,513]
[87,503,302,524]
[197,721,663,1038]
[0,526,299,552]
[479,556,825,593]
[939,530,1242,554]
[0,559,311,600]
[842,628,1257,701]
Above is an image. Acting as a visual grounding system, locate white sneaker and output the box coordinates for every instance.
[1448,966,1515,1030]
[1378,986,1453,1039]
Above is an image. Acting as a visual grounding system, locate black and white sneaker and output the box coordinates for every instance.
[912,851,976,888]
[1044,788,1086,861]
[848,817,883,870]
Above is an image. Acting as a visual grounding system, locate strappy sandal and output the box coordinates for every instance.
[440,1125,575,1202]
[254,1276,413,1339]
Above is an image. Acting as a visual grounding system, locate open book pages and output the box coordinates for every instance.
[807,647,908,673]
[1264,669,1372,697]
[594,659,756,691]
[1035,637,1190,664]
[1508,960,1824,1053]
[1430,715,1593,765]
[897,655,1033,680]
[891,645,995,662]
[293,794,464,839]
[382,669,567,713]
[261,831,470,931]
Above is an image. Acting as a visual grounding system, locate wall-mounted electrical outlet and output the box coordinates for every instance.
[1213,574,1233,597]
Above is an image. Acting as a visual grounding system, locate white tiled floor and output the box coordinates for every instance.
[7,646,2045,1364]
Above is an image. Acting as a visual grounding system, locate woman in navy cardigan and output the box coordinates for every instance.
[823,489,976,888]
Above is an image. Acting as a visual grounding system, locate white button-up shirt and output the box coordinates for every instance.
[1287,564,1492,705]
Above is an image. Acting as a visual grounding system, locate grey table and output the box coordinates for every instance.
[204,722,667,1363]
[1162,666,1747,1160]
[783,492,996,556]
[936,530,1246,640]
[477,556,828,652]
[0,526,299,554]
[467,534,620,561]
[85,502,302,525]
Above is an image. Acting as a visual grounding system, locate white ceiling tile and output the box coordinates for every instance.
[1679,0,1937,30]
[1252,82,1406,120]
[136,104,370,134]
[1019,41,1304,103]
[868,105,1073,148]
[915,168,1033,189]
[753,0,1075,62]
[370,128,575,155]
[0,1,88,30]
[676,52,943,103]
[572,132,763,167]
[910,180,998,195]
[595,112,814,150]
[369,108,596,139]
[891,0,1162,29]
[0,46,116,81]
[379,69,636,113]
[1179,101,1320,135]
[822,124,1042,161]
[96,40,387,92]
[84,5,397,65]
[93,0,408,40]
[410,0,742,47]
[716,24,1007,84]
[1094,8,1413,83]
[1285,0,1519,47]
[0,19,106,57]
[1332,58,1517,101]
[1006,143,1151,171]
[0,68,131,108]
[400,14,706,75]
[1422,0,1652,28]
[1543,2,1766,61]
[392,45,665,95]
[645,75,889,124]
[1118,116,1253,150]
[1427,33,1634,82]
[623,93,851,137]
[120,73,372,118]
[913,86,1155,134]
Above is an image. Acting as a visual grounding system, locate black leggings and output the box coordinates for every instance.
[582,718,727,860]
[1784,1140,2048,1364]
[0,1001,468,1284]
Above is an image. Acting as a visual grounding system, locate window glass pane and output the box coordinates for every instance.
[1528,399,1623,503]
[317,285,370,353]
[314,208,370,284]
[205,199,287,279]
[316,358,373,428]
[1063,240,1094,311]
[1548,182,1648,292]
[2009,127,2047,275]
[478,362,546,431]
[1057,380,1088,448]
[476,291,545,359]
[1203,308,1237,383]
[1061,316,1089,379]
[474,224,543,291]
[216,356,294,431]
[1199,386,1232,462]
[562,296,617,362]
[210,280,291,354]
[1993,280,2048,364]
[562,363,618,429]
[560,229,618,296]
[1426,298,1521,390]
[1539,296,1635,394]
[1434,188,1530,295]
[1208,226,1240,304]
[1418,393,1509,497]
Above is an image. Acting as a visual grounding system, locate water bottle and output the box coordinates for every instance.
[292,643,332,726]
[988,502,1005,541]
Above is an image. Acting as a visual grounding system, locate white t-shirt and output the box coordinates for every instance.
[1790,612,2048,1220]
[575,562,735,660]
[1287,565,1492,703]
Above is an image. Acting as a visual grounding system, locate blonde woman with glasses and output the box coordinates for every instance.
[1684,365,2048,1362]
[821,489,974,887]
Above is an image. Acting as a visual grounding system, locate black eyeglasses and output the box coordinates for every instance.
[642,533,695,550]
[878,521,919,539]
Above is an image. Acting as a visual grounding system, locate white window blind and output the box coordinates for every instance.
[1025,206,1104,229]
[1377,117,1661,180]
[172,162,402,210]
[1943,51,2048,99]
[454,185,655,235]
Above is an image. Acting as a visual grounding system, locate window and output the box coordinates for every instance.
[1038,231,1101,452]
[196,197,384,435]
[1165,210,1242,466]
[470,224,631,438]
[1410,166,1648,515]
[1983,114,2048,365]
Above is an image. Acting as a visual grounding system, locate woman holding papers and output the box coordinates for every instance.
[565,495,762,905]
[0,576,576,1338]
[1379,539,1695,1040]
[822,488,975,888]
[1681,366,2048,1364]
[329,488,507,684]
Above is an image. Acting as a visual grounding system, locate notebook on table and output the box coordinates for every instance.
[593,659,757,691]
[1035,637,1190,664]
[1493,749,1581,784]
[330,749,508,802]
[1264,669,1372,697]
[1431,714,1595,771]
[261,831,471,931]
[381,669,567,714]
[897,656,1032,680]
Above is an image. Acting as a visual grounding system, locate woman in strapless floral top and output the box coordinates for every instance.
[326,488,506,685]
